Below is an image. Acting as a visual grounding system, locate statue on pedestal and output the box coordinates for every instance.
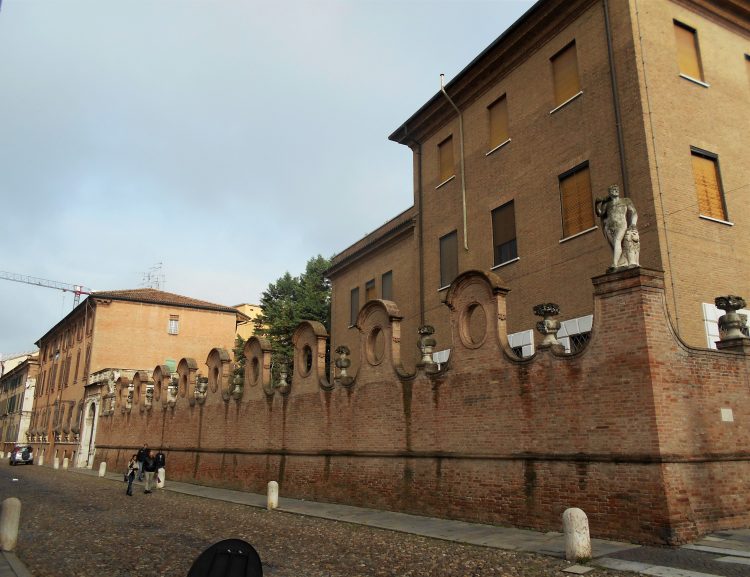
[595,184,639,271]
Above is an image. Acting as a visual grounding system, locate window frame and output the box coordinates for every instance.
[550,41,582,109]
[168,315,180,335]
[491,200,518,268]
[487,94,510,153]
[439,231,459,290]
[381,271,393,301]
[365,279,376,302]
[690,147,729,223]
[673,20,706,84]
[558,162,596,240]
[437,135,455,186]
[349,287,360,327]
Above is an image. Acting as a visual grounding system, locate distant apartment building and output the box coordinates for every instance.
[0,353,38,453]
[326,0,749,369]
[234,303,261,341]
[28,289,244,467]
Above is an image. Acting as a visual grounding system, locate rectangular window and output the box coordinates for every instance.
[168,315,179,335]
[438,136,454,183]
[381,271,393,301]
[439,231,458,289]
[492,201,518,266]
[349,287,360,326]
[559,163,595,238]
[365,279,376,302]
[674,21,703,81]
[551,42,581,106]
[691,148,726,221]
[488,95,509,150]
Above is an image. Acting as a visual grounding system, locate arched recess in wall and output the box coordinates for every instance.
[152,364,171,404]
[132,371,151,408]
[206,348,231,395]
[243,337,273,395]
[177,358,198,399]
[291,320,329,390]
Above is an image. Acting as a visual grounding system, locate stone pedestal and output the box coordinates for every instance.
[38,455,44,466]
[62,458,69,470]
[53,457,59,470]
[267,481,279,510]
[0,498,21,551]
[98,462,107,477]
[563,507,592,562]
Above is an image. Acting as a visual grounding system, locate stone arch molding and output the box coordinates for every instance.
[354,299,415,380]
[291,320,330,393]
[206,348,231,399]
[244,336,274,396]
[177,358,199,406]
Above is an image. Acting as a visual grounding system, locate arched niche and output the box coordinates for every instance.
[243,336,273,396]
[443,269,513,359]
[177,358,198,399]
[205,348,231,396]
[291,320,329,393]
[355,299,412,379]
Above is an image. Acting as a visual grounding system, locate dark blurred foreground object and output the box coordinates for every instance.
[187,539,262,577]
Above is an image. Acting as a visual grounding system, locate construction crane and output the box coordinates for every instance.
[0,271,91,306]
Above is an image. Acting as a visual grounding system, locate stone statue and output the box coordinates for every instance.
[595,184,639,271]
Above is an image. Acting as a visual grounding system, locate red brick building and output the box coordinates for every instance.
[326,0,750,371]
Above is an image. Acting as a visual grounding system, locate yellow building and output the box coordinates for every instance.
[234,303,261,341]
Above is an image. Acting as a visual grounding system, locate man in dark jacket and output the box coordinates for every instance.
[142,450,158,493]
[136,443,148,481]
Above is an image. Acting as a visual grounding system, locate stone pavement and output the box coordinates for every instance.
[3,464,750,576]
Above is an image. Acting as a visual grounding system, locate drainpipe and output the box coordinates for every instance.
[415,141,425,325]
[440,74,469,251]
[603,0,629,196]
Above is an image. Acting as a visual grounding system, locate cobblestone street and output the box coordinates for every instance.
[0,463,635,577]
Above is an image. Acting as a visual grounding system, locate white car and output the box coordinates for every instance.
[9,445,33,466]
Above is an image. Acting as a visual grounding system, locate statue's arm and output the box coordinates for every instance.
[627,200,638,228]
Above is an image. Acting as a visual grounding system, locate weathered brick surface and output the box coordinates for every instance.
[96,268,750,545]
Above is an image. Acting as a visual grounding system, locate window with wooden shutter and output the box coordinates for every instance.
[350,287,359,326]
[559,164,595,238]
[488,95,509,150]
[674,21,703,81]
[365,279,376,301]
[492,201,518,266]
[381,271,393,301]
[439,231,458,289]
[691,149,726,221]
[551,42,581,106]
[438,136,454,183]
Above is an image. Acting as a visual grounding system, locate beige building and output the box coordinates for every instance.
[28,289,244,467]
[234,303,261,341]
[327,0,749,371]
[0,353,38,454]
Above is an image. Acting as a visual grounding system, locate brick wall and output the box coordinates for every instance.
[95,267,750,545]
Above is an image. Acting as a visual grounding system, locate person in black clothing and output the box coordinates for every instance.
[142,450,158,493]
[125,454,138,496]
[136,443,148,481]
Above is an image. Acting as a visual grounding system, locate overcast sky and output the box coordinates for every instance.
[0,0,534,356]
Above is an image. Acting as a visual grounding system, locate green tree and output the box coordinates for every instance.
[254,255,331,379]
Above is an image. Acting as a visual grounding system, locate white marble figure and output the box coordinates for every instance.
[595,184,639,271]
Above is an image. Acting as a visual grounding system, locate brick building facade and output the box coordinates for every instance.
[326,0,749,371]
[0,353,38,454]
[28,289,241,468]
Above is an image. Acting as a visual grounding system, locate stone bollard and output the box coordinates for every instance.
[98,462,107,477]
[0,498,21,551]
[563,508,592,562]
[62,458,69,470]
[157,467,165,489]
[38,454,44,466]
[53,457,60,470]
[267,481,279,510]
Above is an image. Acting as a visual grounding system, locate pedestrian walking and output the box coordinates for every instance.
[125,454,138,496]
[136,443,148,481]
[142,449,158,493]
[155,448,166,488]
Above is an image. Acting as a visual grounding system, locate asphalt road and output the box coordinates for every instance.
[0,463,635,577]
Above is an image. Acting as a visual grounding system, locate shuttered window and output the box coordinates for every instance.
[674,21,703,81]
[559,164,595,238]
[492,201,518,266]
[350,287,359,326]
[439,231,458,289]
[168,315,179,335]
[438,136,454,183]
[551,42,581,106]
[488,95,509,149]
[381,271,393,301]
[691,149,726,221]
[365,279,376,301]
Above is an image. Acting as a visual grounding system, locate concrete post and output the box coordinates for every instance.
[0,498,21,551]
[53,457,59,470]
[267,481,279,510]
[98,462,107,477]
[62,457,69,470]
[38,454,44,466]
[563,507,592,562]
[157,467,165,489]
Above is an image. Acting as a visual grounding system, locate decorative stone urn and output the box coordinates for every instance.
[417,325,439,374]
[276,362,291,395]
[230,372,243,401]
[166,377,179,409]
[334,345,354,387]
[534,303,561,349]
[715,296,748,341]
[144,384,154,410]
[194,376,208,405]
